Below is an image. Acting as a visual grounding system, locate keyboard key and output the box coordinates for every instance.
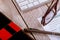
[39,0,48,3]
[15,0,51,12]
[16,0,24,3]
[28,0,34,3]
[28,3,33,8]
[20,6,28,10]
[19,1,28,6]
[33,1,39,6]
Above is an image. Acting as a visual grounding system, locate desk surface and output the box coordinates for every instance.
[0,0,60,40]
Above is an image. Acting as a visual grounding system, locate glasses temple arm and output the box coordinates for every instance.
[41,0,59,25]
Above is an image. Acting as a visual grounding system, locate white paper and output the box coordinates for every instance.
[38,11,60,40]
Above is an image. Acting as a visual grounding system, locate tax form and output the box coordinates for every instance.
[38,11,60,40]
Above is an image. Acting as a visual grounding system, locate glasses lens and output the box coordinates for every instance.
[45,11,54,24]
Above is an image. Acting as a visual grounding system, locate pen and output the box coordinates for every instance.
[24,28,60,36]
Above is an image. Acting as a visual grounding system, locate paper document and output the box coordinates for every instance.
[38,11,60,40]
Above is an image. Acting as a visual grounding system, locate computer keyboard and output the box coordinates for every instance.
[15,0,51,12]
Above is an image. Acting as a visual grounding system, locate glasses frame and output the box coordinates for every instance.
[41,0,59,26]
[11,0,59,40]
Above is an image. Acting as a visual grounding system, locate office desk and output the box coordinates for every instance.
[0,0,60,40]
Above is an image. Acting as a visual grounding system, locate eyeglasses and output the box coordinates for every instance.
[27,0,59,39]
[12,0,59,40]
[41,0,59,26]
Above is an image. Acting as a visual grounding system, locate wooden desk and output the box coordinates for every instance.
[0,0,60,40]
